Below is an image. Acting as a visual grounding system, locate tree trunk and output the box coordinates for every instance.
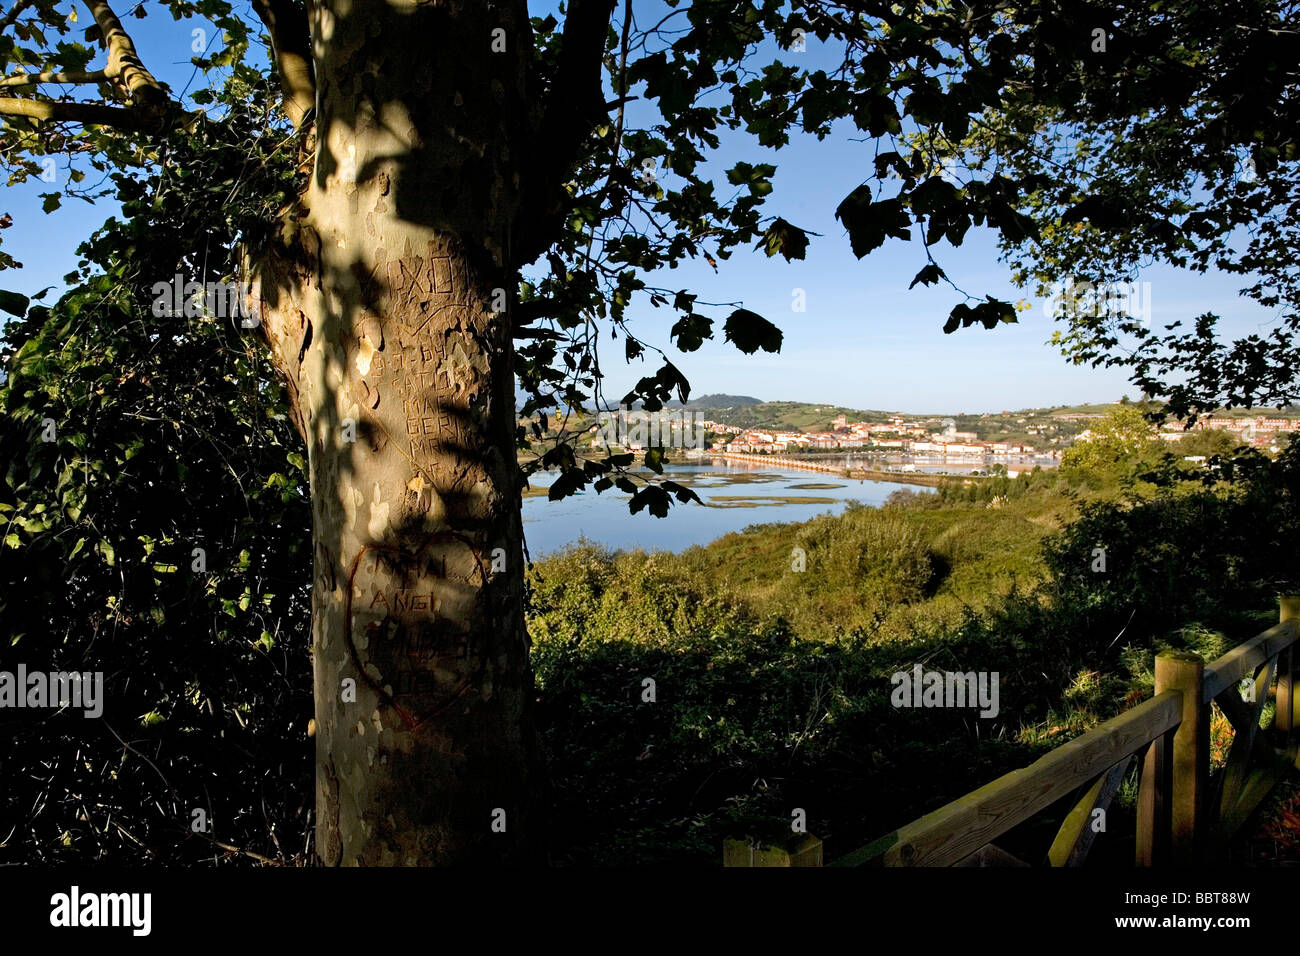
[254,0,542,865]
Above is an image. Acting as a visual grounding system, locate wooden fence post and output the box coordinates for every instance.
[1156,651,1207,865]
[1136,727,1170,866]
[1278,597,1300,741]
[723,835,823,867]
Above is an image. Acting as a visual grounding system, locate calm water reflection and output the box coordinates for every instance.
[521,459,931,556]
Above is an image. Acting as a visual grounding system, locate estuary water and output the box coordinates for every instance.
[521,458,926,556]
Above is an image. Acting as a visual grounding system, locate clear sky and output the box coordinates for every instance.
[1,1,1280,415]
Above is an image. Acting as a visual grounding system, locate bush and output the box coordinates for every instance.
[791,505,934,610]
[0,105,312,865]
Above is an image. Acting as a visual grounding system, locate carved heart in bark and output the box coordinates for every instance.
[344,530,488,730]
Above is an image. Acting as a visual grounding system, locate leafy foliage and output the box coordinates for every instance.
[0,86,311,864]
[1059,406,1167,488]
[908,0,1300,420]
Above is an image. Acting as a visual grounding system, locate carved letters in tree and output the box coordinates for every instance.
[341,241,496,727]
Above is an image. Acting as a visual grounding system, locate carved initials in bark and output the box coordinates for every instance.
[347,246,489,505]
[379,247,461,336]
[344,531,489,731]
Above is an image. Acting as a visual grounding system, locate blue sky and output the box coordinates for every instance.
[1,1,1280,414]
[605,120,1272,414]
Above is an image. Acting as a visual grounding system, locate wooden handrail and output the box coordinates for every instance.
[1203,618,1299,703]
[833,690,1182,866]
[835,596,1300,867]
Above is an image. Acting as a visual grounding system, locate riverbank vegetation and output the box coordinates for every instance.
[526,413,1300,864]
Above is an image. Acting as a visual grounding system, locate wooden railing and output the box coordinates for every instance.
[832,596,1300,867]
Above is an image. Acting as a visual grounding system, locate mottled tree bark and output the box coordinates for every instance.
[254,0,543,865]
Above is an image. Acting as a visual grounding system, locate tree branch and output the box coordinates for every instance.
[542,0,616,142]
[0,69,111,89]
[515,0,616,262]
[84,0,165,109]
[0,2,190,134]
[0,96,152,130]
[250,0,316,129]
[513,296,563,327]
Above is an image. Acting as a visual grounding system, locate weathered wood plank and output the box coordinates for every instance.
[835,598,1300,869]
[1203,618,1299,703]
[722,834,823,867]
[1159,653,1208,865]
[1213,744,1300,846]
[1275,644,1294,740]
[1219,764,1284,840]
[1217,657,1276,815]
[1276,599,1300,743]
[833,690,1182,867]
[1137,732,1171,866]
[1215,684,1256,737]
[1049,756,1132,867]
[1253,656,1277,727]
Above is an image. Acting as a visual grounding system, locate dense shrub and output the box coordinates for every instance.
[1045,456,1300,644]
[0,274,313,865]
[0,100,312,865]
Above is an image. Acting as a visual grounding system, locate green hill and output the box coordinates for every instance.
[687,400,896,431]
[681,393,763,408]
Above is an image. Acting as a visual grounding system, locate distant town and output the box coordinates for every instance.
[717,411,1297,459]
[719,414,1033,459]
[564,396,1299,471]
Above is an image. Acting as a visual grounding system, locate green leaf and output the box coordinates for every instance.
[661,480,701,504]
[0,290,29,317]
[669,312,713,352]
[757,218,810,261]
[548,468,586,501]
[629,486,671,517]
[943,297,1018,334]
[835,189,911,257]
[909,264,945,289]
[723,308,783,354]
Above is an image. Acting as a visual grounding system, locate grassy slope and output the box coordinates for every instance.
[676,490,1071,642]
